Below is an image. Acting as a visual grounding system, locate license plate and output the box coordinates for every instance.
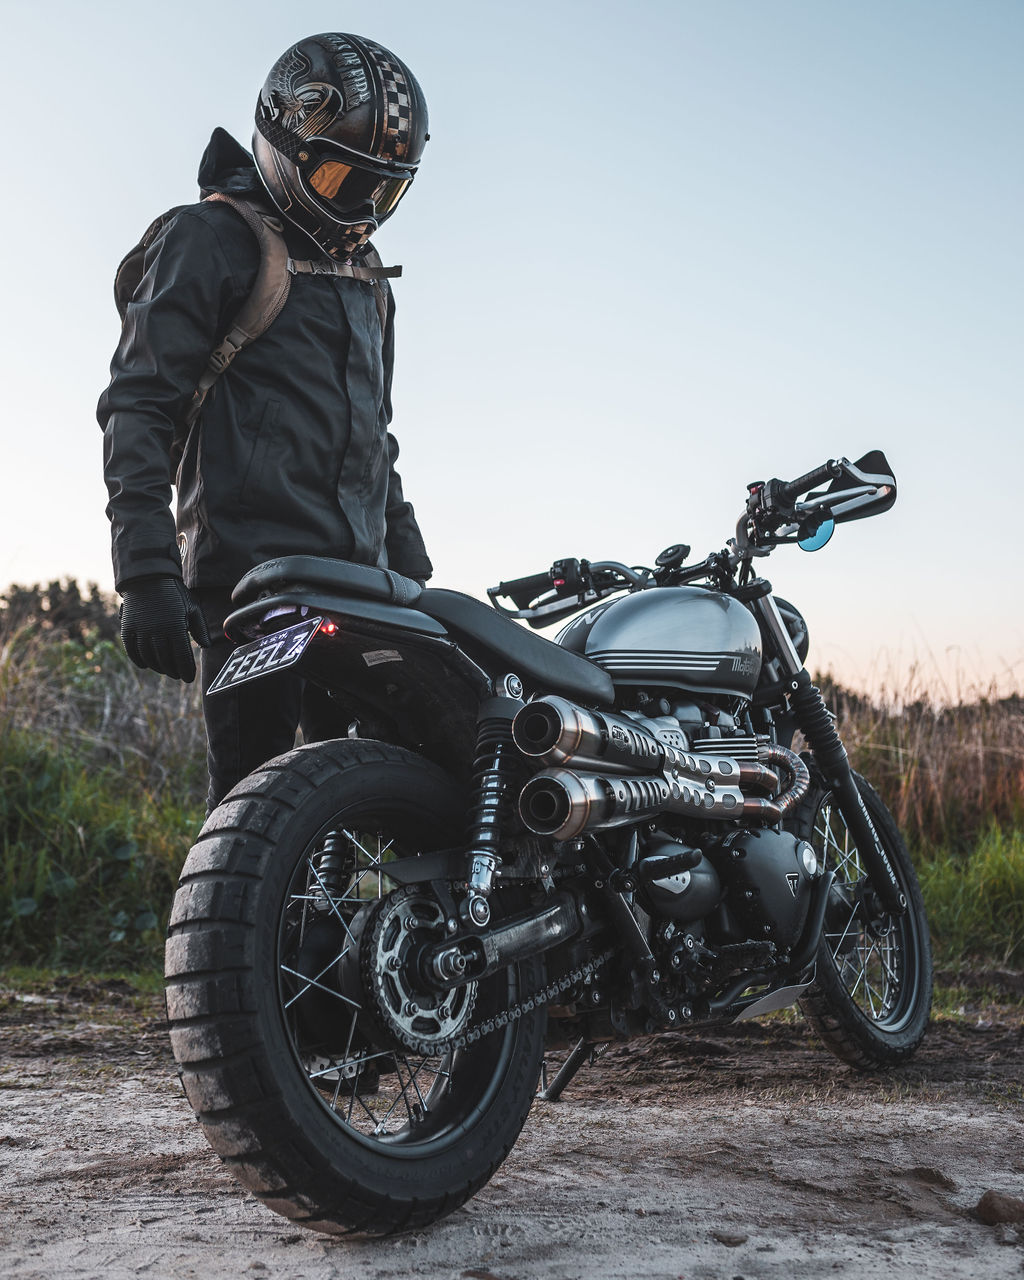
[207,617,323,694]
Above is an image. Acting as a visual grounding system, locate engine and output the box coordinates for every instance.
[636,828,819,948]
[511,695,824,1000]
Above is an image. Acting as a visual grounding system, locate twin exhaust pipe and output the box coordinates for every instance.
[513,696,809,840]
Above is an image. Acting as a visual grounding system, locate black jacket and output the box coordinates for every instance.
[98,129,432,592]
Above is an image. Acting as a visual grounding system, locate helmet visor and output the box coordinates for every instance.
[304,157,412,221]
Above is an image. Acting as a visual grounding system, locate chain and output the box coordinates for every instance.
[393,945,619,1059]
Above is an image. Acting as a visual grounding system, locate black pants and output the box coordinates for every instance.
[197,589,351,812]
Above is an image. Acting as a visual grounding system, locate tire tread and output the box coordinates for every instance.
[165,738,542,1234]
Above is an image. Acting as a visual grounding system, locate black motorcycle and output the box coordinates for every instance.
[166,451,931,1234]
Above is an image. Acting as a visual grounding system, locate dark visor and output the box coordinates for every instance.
[301,153,413,220]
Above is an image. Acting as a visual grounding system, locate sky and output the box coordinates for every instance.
[1,0,1021,694]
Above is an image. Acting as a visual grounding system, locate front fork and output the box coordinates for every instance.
[750,594,906,916]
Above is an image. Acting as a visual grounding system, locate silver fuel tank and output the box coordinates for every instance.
[556,586,762,699]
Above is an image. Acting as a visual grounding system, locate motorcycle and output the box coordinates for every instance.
[165,450,931,1234]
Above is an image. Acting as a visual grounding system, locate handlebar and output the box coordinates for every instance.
[773,459,845,506]
[489,451,897,621]
[491,570,556,611]
[488,559,652,628]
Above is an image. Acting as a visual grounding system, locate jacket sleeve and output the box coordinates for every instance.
[97,209,251,590]
[379,284,434,583]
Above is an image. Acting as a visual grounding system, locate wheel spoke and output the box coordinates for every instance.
[340,830,396,900]
[280,962,361,1011]
[303,859,361,939]
[377,1065,419,1129]
[276,819,471,1145]
[878,944,901,989]
[306,1049,393,1084]
[826,901,861,962]
[806,787,921,1031]
[399,1054,431,1115]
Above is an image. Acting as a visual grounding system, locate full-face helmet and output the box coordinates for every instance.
[253,33,428,259]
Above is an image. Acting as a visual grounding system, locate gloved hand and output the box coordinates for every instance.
[119,575,212,682]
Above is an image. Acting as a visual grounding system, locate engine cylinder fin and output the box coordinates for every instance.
[691,734,761,761]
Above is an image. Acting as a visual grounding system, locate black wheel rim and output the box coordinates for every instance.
[812,794,923,1033]
[276,819,518,1157]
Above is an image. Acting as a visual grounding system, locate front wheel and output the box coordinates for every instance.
[165,739,546,1234]
[790,763,932,1069]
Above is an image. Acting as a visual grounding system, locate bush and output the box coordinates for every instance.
[1,592,206,801]
[0,582,206,966]
[0,726,201,967]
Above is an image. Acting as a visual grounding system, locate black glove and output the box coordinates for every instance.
[119,575,212,682]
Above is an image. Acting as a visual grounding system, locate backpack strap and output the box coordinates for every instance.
[184,192,292,428]
[287,246,399,331]
[362,244,396,334]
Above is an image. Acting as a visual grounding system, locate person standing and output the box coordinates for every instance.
[99,33,433,809]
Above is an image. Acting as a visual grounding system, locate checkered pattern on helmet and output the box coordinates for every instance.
[363,42,413,161]
[334,224,373,255]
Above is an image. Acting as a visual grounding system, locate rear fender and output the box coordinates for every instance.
[222,591,487,778]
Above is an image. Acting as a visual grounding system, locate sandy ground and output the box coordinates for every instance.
[1,977,1022,1280]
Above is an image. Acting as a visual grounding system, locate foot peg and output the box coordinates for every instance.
[636,844,702,889]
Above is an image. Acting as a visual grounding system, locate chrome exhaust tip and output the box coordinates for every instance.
[511,701,569,758]
[518,771,605,840]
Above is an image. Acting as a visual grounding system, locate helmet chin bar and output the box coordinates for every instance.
[326,222,374,259]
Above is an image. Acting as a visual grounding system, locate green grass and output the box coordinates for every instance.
[0,726,202,969]
[2,595,1024,976]
[4,706,1020,971]
[0,965,165,999]
[917,826,1024,968]
[0,615,205,969]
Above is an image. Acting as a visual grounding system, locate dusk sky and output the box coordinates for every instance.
[2,0,1021,694]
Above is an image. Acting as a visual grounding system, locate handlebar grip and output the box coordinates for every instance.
[776,459,844,505]
[493,570,553,607]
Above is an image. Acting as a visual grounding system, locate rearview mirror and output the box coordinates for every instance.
[798,516,835,552]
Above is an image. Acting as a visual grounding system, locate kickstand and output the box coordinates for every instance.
[537,1038,597,1103]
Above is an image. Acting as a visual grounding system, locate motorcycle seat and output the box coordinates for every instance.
[418,589,616,707]
[231,556,423,609]
[230,557,615,706]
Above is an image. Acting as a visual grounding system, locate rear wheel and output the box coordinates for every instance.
[791,763,932,1069]
[165,739,546,1234]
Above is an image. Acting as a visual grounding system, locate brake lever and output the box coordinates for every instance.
[770,484,882,539]
[794,484,879,517]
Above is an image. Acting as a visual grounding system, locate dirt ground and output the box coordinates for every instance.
[1,976,1022,1280]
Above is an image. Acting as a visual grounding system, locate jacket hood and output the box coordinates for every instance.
[197,127,265,199]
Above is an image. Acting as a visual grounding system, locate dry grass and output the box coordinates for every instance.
[1,583,1023,968]
[0,624,206,801]
[815,672,1024,852]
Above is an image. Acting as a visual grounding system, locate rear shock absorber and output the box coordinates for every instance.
[312,830,352,909]
[461,679,525,928]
